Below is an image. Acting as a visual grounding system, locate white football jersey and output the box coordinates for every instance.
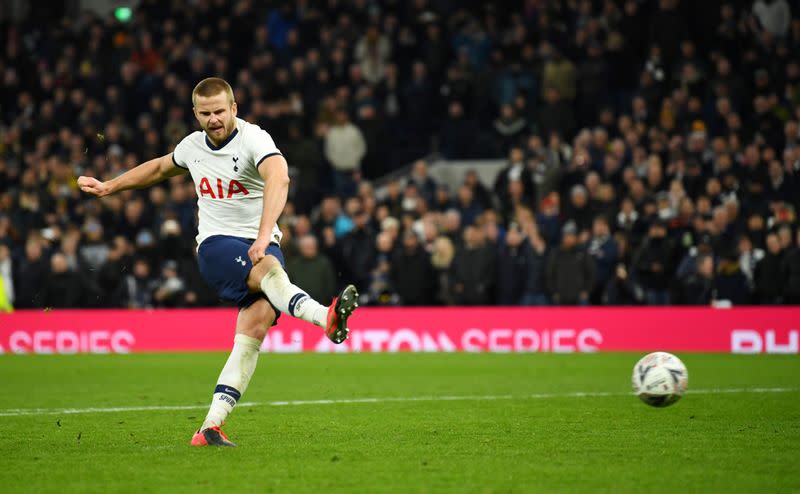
[172,118,284,247]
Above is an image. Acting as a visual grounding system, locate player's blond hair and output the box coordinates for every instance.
[192,77,234,106]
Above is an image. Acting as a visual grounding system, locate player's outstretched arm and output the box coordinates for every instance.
[247,154,290,265]
[78,153,187,197]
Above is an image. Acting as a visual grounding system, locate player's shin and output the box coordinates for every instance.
[259,264,328,327]
[200,333,261,430]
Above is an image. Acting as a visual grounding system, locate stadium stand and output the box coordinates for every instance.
[1,0,799,309]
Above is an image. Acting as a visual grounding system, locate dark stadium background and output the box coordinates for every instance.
[1,0,799,312]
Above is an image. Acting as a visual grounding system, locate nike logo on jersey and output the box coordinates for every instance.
[232,156,239,172]
[198,177,249,199]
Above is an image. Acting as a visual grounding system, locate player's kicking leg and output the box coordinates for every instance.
[247,255,358,344]
[191,298,274,447]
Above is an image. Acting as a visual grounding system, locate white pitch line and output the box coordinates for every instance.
[0,387,796,418]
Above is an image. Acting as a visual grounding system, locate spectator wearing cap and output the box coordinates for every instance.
[631,220,675,305]
[545,221,595,305]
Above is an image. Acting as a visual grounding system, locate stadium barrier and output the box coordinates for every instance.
[0,307,797,354]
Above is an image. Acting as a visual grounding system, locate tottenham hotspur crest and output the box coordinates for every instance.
[232,155,239,172]
[234,256,246,266]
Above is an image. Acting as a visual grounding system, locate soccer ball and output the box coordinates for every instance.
[631,352,688,407]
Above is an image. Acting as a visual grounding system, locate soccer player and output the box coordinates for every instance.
[78,77,358,447]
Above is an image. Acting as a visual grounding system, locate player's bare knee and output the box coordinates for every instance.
[246,254,280,292]
[236,299,275,340]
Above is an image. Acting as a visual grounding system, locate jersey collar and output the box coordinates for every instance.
[205,128,239,151]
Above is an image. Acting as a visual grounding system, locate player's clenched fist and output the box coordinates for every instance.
[78,176,111,197]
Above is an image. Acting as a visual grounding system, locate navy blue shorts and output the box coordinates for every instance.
[197,235,286,316]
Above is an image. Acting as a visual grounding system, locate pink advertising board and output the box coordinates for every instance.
[0,307,797,354]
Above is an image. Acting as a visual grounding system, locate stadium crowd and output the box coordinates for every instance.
[1,0,800,310]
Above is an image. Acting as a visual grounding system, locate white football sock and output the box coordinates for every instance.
[260,264,329,327]
[200,333,261,430]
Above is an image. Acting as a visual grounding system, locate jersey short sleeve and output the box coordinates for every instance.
[171,135,191,169]
[243,123,282,169]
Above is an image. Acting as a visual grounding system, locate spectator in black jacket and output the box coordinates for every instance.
[682,254,714,305]
[339,210,376,291]
[494,147,535,211]
[391,231,434,306]
[41,253,85,308]
[782,229,800,304]
[450,225,496,305]
[520,220,549,305]
[715,251,752,305]
[495,226,531,305]
[117,258,159,309]
[754,232,785,304]
[631,220,675,305]
[587,216,619,304]
[13,237,49,308]
[546,221,595,305]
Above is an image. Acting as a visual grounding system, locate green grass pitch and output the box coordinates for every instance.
[0,352,798,493]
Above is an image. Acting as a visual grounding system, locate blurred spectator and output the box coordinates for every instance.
[118,258,159,309]
[41,253,84,308]
[681,254,715,305]
[324,108,366,197]
[450,226,495,305]
[13,237,48,308]
[754,232,785,303]
[752,0,791,37]
[715,250,752,305]
[340,210,375,291]
[588,216,619,304]
[631,221,675,305]
[391,230,434,306]
[407,160,437,206]
[519,219,549,306]
[782,229,800,304]
[286,235,337,304]
[0,244,13,311]
[546,221,595,305]
[153,260,186,308]
[430,236,456,305]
